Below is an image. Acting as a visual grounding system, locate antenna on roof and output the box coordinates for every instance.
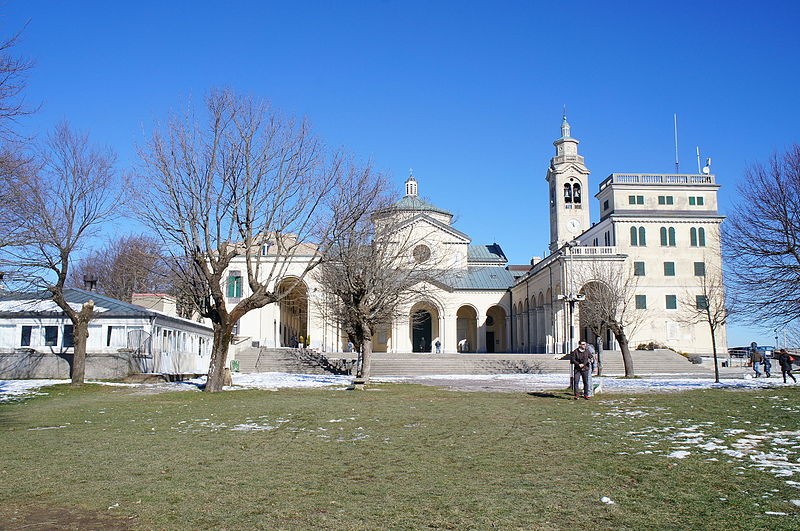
[673,113,680,173]
[702,157,712,175]
[696,146,702,174]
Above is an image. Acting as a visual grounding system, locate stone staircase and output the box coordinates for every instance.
[231,347,710,377]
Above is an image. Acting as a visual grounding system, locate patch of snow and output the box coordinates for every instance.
[668,450,691,459]
[600,496,615,504]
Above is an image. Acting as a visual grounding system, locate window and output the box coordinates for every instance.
[689,196,705,206]
[413,244,431,263]
[564,184,572,203]
[658,195,674,205]
[227,272,243,298]
[21,325,33,347]
[633,261,645,276]
[661,227,676,246]
[694,262,706,276]
[666,295,677,310]
[603,199,609,211]
[696,295,709,310]
[631,226,646,246]
[664,262,675,276]
[604,231,611,246]
[628,195,644,205]
[44,326,58,346]
[635,295,647,309]
[572,183,582,204]
[690,227,706,247]
[63,325,74,348]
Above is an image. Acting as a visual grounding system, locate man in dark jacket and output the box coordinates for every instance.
[777,349,797,384]
[571,341,594,400]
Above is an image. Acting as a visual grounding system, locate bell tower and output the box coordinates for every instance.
[546,112,591,252]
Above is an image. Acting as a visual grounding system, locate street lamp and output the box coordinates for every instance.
[560,240,585,353]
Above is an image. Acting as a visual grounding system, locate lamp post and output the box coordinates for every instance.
[562,240,585,353]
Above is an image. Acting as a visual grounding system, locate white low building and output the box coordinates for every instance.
[0,288,213,378]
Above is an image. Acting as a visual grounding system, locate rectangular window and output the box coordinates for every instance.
[658,195,674,205]
[689,196,705,206]
[628,195,636,205]
[21,325,33,347]
[63,325,74,348]
[227,273,242,298]
[666,295,677,310]
[44,326,58,346]
[636,195,644,205]
[664,262,675,276]
[696,295,709,310]
[603,199,609,210]
[694,262,706,276]
[633,261,645,276]
[635,295,647,309]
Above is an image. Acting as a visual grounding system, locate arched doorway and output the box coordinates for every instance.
[277,277,308,347]
[456,305,478,353]
[409,301,440,353]
[485,305,507,353]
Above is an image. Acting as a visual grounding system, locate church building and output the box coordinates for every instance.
[229,116,727,356]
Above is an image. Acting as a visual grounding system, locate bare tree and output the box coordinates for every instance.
[0,25,35,139]
[133,89,364,392]
[0,25,36,249]
[68,234,171,302]
[725,145,800,324]
[313,174,445,383]
[679,257,729,383]
[0,122,118,385]
[577,259,646,377]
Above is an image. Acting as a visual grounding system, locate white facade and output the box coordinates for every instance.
[226,117,728,357]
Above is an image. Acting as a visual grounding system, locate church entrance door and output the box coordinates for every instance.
[412,310,432,353]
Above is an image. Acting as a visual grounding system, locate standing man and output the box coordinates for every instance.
[570,340,594,400]
[750,342,763,378]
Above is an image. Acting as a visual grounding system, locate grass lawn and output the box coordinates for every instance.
[1,382,799,529]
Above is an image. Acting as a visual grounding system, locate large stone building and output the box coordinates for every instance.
[228,116,727,356]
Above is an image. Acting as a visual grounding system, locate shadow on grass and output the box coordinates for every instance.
[526,391,572,400]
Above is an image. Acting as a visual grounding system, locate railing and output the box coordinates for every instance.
[570,246,618,256]
[598,173,715,192]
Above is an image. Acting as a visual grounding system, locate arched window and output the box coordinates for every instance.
[660,227,668,246]
[563,184,572,203]
[668,227,676,246]
[690,227,703,247]
[572,183,582,204]
[630,226,646,246]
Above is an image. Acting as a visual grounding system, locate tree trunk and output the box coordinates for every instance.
[615,332,635,378]
[206,323,233,392]
[359,325,373,383]
[70,301,94,386]
[710,326,720,383]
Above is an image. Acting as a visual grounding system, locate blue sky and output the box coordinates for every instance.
[5,0,799,347]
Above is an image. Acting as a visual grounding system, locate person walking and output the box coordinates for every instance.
[764,350,772,378]
[434,340,441,354]
[750,342,763,378]
[570,340,594,400]
[777,349,797,384]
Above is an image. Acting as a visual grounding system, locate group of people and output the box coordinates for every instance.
[751,343,796,383]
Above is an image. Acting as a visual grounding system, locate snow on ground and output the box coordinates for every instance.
[1,372,796,403]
